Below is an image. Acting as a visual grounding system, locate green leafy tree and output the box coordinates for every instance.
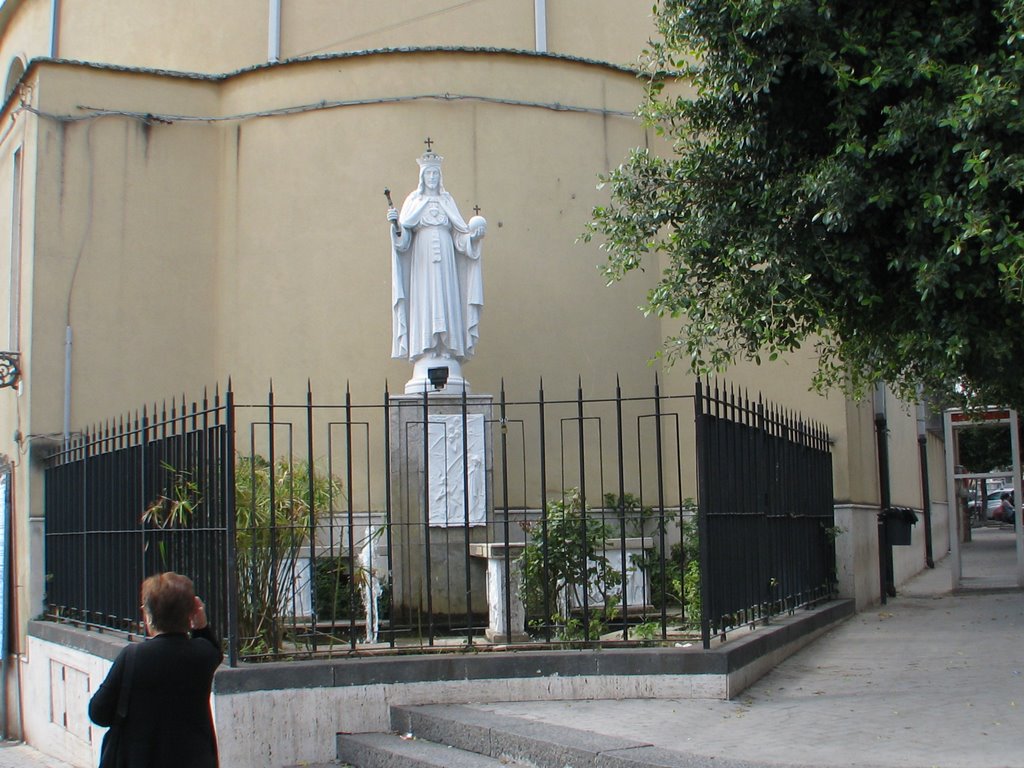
[589,1,1024,409]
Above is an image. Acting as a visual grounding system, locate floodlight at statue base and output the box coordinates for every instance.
[405,355,469,395]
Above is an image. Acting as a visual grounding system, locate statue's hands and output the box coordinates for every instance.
[469,216,487,240]
[387,209,399,225]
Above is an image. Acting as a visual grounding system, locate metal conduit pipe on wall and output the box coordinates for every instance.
[268,0,281,63]
[534,0,547,52]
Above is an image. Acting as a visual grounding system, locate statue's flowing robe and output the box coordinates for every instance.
[391,190,483,361]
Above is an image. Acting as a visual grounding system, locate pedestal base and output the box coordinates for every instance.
[470,542,529,643]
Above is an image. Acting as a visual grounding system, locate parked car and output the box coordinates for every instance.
[968,486,999,516]
[986,490,1015,524]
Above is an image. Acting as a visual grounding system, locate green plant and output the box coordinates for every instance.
[519,488,622,641]
[602,492,677,538]
[141,461,201,569]
[822,524,846,544]
[633,620,660,644]
[235,455,343,655]
[312,555,363,622]
[637,507,701,629]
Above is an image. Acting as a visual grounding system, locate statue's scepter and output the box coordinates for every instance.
[384,188,400,236]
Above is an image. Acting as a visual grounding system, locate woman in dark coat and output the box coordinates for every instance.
[89,572,223,767]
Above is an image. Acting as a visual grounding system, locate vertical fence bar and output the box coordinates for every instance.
[614,376,628,639]
[653,375,668,637]
[694,379,711,649]
[575,378,589,639]
[382,384,396,648]
[224,384,239,666]
[306,382,318,654]
[345,384,358,649]
[266,384,279,655]
[461,385,473,644]
[499,381,513,643]
[537,379,551,642]
[421,386,434,645]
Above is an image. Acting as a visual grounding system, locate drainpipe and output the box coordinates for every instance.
[874,382,895,602]
[534,0,547,53]
[63,326,72,445]
[268,0,281,63]
[916,395,935,568]
[49,0,61,58]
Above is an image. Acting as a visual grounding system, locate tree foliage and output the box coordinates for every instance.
[590,0,1024,409]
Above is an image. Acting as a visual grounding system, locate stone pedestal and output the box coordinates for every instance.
[469,542,528,642]
[388,393,493,625]
[570,537,653,610]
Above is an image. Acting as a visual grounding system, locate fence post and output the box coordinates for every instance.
[224,383,239,666]
[694,379,711,649]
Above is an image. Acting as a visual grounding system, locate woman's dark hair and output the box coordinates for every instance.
[141,572,195,634]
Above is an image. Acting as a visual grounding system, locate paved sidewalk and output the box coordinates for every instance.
[0,742,75,768]
[468,525,1024,768]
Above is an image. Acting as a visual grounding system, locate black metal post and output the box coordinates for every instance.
[421,386,434,645]
[345,384,358,649]
[694,379,712,649]
[500,381,513,643]
[917,402,935,569]
[875,387,895,602]
[461,385,473,644]
[224,384,240,666]
[615,376,629,638]
[653,375,668,637]
[576,378,590,639]
[382,384,396,648]
[306,382,318,652]
[537,379,551,642]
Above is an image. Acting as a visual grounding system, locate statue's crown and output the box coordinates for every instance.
[417,150,444,169]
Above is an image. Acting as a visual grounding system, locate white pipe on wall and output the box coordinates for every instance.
[49,0,61,58]
[534,0,547,52]
[62,326,71,445]
[268,0,281,63]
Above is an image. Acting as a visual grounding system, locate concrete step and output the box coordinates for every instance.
[388,703,766,768]
[336,731,529,768]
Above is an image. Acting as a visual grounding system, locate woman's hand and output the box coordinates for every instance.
[190,596,208,630]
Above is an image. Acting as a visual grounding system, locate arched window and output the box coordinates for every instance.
[3,57,26,103]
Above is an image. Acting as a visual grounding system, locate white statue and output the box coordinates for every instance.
[388,143,486,394]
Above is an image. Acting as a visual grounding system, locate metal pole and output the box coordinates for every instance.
[461,386,473,644]
[268,0,282,62]
[916,399,935,569]
[1010,411,1024,588]
[534,0,547,52]
[224,385,239,666]
[874,384,894,602]
[49,0,61,58]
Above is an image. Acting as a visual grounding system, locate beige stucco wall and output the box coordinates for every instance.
[56,0,265,74]
[0,0,657,76]
[16,51,660,427]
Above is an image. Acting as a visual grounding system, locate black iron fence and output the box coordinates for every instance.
[695,381,836,647]
[44,378,834,663]
[44,391,235,650]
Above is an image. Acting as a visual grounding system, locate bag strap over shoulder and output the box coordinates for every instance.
[115,643,138,720]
